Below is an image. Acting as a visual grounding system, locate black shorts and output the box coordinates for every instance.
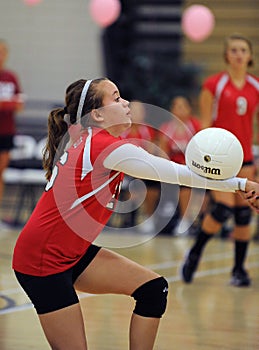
[242,160,254,167]
[143,179,161,189]
[14,244,101,315]
[0,135,14,151]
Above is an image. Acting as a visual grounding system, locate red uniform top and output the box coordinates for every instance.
[160,117,201,164]
[203,72,259,162]
[121,124,156,151]
[0,69,22,135]
[13,128,127,276]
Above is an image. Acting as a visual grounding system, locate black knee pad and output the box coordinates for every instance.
[131,277,168,318]
[234,206,252,226]
[211,202,233,223]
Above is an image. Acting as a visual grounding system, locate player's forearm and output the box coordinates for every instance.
[176,163,246,192]
[199,89,214,129]
[103,144,246,192]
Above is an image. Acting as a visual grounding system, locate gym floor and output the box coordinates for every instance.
[1,227,259,350]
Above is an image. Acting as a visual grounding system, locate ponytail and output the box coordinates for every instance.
[43,108,69,180]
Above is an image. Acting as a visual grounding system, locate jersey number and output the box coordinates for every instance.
[45,152,68,191]
[236,97,247,116]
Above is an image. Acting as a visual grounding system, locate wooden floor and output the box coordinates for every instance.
[0,227,259,350]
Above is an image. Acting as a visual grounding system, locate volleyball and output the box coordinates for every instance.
[185,127,244,180]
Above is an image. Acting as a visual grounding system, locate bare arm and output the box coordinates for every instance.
[157,133,170,159]
[15,93,25,112]
[199,88,214,129]
[0,93,25,112]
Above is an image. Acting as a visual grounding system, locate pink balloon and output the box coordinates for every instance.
[23,0,42,5]
[89,0,121,28]
[182,5,215,42]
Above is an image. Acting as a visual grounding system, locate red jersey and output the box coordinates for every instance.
[0,69,22,135]
[203,72,259,162]
[121,123,156,151]
[160,117,201,164]
[13,128,127,276]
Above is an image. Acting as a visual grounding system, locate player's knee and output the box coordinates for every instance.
[234,206,252,226]
[131,276,168,318]
[210,202,233,223]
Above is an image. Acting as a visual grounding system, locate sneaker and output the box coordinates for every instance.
[138,216,155,234]
[181,250,200,283]
[174,219,192,236]
[230,268,251,287]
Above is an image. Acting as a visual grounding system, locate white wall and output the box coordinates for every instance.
[0,0,103,103]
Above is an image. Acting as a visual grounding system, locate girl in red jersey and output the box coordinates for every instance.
[0,39,24,223]
[159,96,201,234]
[181,34,259,287]
[121,100,160,231]
[12,78,259,350]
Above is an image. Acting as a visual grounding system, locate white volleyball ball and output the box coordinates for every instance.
[185,127,244,180]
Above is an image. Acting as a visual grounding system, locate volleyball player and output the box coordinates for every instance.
[181,34,259,287]
[12,78,259,349]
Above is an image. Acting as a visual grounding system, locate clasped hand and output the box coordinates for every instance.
[238,180,259,213]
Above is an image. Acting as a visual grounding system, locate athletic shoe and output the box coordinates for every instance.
[181,250,200,283]
[230,268,251,287]
[138,216,155,234]
[174,219,192,236]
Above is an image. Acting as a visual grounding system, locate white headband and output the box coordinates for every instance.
[76,79,92,123]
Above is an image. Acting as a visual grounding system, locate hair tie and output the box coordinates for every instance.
[64,113,71,125]
[76,80,92,123]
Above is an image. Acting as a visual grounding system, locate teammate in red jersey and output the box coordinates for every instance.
[0,39,24,223]
[160,96,200,165]
[159,96,201,234]
[121,100,160,231]
[12,78,259,350]
[181,34,259,287]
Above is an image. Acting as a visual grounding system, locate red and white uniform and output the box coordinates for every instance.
[203,72,259,162]
[13,128,127,276]
[0,69,22,135]
[160,118,200,164]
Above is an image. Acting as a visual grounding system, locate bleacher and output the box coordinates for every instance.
[102,0,201,108]
[2,100,62,226]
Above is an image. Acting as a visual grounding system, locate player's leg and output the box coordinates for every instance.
[74,248,168,350]
[15,270,89,350]
[138,181,160,233]
[174,186,192,235]
[181,190,234,283]
[0,150,10,205]
[230,164,255,287]
[39,304,88,350]
[143,182,160,217]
